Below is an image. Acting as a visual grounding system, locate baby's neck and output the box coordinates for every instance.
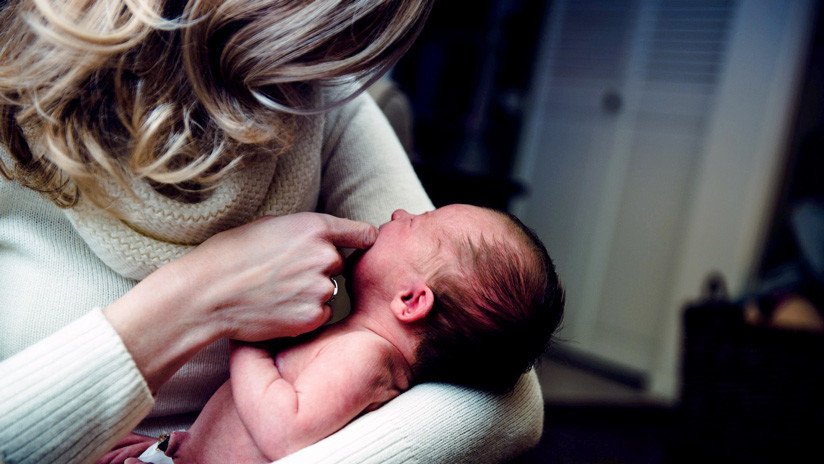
[342,306,419,370]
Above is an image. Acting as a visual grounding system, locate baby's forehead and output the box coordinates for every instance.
[432,207,515,261]
[434,205,511,239]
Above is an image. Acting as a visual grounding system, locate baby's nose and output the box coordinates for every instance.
[391,209,411,221]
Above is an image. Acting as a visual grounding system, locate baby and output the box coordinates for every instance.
[101,204,564,464]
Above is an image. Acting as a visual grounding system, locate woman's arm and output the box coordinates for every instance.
[275,373,544,464]
[318,88,434,224]
[104,212,377,393]
[312,92,545,464]
[0,212,376,464]
[0,309,155,464]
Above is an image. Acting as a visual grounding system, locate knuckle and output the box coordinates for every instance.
[294,306,326,331]
[317,245,340,264]
[309,305,332,326]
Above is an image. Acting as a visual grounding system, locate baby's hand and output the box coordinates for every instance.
[123,431,190,464]
[95,433,155,464]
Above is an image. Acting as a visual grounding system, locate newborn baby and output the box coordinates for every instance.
[101,204,564,464]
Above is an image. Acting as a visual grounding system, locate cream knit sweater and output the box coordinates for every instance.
[0,93,544,464]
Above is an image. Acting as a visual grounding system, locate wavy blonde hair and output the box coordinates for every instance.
[0,0,431,208]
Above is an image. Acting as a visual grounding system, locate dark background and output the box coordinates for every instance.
[390,1,824,462]
[392,0,548,211]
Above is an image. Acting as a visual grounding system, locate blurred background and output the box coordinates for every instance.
[378,0,824,462]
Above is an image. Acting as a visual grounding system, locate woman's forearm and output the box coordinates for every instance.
[0,310,154,464]
[274,372,544,464]
[103,259,225,394]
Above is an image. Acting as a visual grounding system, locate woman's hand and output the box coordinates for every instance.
[181,212,375,340]
[104,213,377,393]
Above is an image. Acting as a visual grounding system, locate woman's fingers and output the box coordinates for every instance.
[312,242,346,277]
[319,215,378,250]
[172,212,375,341]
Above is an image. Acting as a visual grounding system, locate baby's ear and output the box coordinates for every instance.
[390,283,434,323]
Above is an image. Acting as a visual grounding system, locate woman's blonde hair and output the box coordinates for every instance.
[0,0,431,208]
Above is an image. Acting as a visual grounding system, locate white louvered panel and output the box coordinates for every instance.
[644,0,737,87]
[549,0,638,83]
[517,0,644,369]
[516,0,815,399]
[592,1,738,357]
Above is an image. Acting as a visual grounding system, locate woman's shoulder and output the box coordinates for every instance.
[320,83,381,136]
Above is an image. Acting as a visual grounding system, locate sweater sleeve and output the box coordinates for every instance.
[0,309,154,464]
[275,373,545,464]
[318,90,434,224]
[309,92,545,463]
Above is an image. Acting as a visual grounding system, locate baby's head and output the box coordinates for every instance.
[351,204,564,393]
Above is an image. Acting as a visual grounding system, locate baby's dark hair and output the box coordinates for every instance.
[412,210,565,393]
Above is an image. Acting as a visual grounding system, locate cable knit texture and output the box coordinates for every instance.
[64,115,323,281]
[0,92,544,464]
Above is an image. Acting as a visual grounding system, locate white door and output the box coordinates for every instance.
[514,0,814,400]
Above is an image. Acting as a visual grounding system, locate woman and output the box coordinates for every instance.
[0,1,544,463]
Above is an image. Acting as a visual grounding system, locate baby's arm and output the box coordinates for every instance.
[229,336,401,461]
